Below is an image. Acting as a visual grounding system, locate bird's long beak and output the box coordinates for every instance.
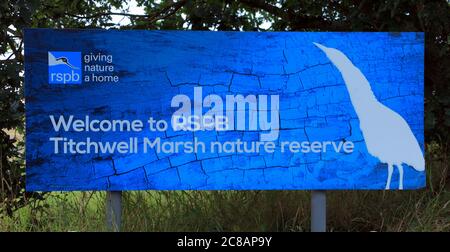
[65,62,79,70]
[313,42,352,70]
[313,42,328,52]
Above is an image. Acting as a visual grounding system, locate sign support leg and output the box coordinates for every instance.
[311,190,326,232]
[106,191,122,232]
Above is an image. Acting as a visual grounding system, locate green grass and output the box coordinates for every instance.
[1,143,449,232]
[0,189,448,232]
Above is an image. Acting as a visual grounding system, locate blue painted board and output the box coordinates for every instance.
[25,29,424,191]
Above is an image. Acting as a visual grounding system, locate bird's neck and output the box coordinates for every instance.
[342,68,379,119]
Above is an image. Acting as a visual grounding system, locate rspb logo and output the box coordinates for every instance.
[48,51,82,84]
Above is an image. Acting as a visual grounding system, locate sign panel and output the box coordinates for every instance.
[25,30,425,191]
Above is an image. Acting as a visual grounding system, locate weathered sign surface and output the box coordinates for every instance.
[25,30,424,191]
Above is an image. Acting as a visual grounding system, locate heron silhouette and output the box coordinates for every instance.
[313,42,424,190]
[48,52,79,69]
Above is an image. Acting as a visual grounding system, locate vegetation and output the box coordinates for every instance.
[1,0,449,231]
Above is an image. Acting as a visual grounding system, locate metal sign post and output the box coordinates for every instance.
[311,190,326,232]
[106,191,122,232]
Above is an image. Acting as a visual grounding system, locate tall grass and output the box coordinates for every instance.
[1,142,448,232]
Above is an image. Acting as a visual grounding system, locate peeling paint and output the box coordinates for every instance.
[25,30,424,191]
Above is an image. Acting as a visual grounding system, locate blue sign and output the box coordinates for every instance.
[25,30,425,191]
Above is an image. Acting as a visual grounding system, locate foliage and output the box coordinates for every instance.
[0,0,449,227]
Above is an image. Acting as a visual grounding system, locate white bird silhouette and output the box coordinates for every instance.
[48,52,79,69]
[313,42,424,190]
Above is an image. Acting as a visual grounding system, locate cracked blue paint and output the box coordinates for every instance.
[25,30,424,191]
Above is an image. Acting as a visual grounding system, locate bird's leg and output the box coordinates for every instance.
[397,164,404,190]
[386,163,393,190]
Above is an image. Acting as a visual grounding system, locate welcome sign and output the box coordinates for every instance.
[25,30,424,191]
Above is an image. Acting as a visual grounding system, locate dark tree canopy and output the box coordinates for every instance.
[1,0,449,214]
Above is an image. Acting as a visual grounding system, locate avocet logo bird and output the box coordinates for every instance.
[313,42,425,190]
[48,52,79,69]
[48,51,82,84]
